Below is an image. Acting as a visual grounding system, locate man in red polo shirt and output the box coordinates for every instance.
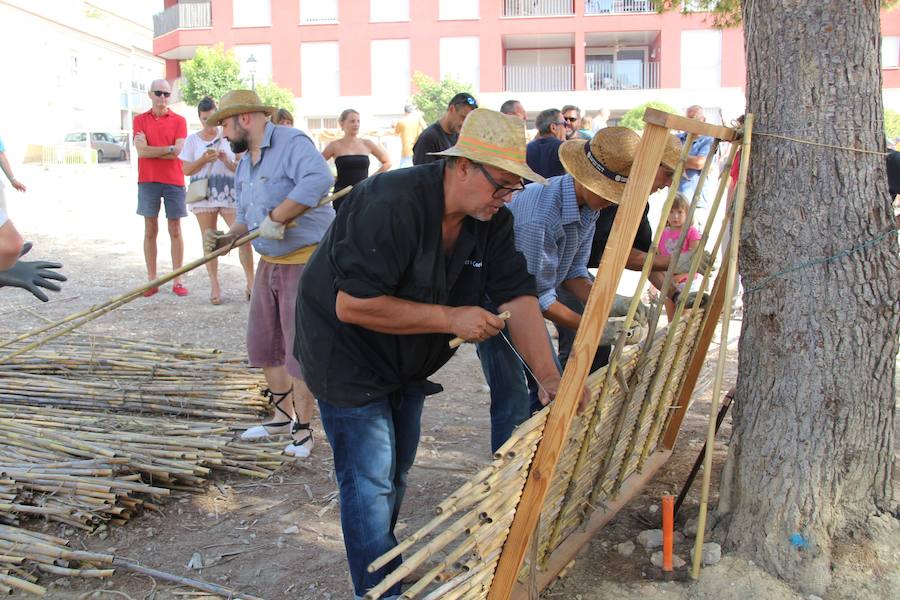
[133,79,189,297]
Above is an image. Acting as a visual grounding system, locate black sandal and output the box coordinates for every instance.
[240,387,294,439]
[284,421,314,458]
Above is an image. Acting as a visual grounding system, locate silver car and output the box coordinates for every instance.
[64,132,127,162]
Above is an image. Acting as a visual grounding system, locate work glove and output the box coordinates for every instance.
[610,294,649,326]
[599,319,646,347]
[259,215,286,240]
[203,229,237,254]
[675,248,714,275]
[0,245,66,302]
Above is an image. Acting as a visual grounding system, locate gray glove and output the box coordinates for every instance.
[259,215,286,240]
[610,294,649,326]
[675,248,714,275]
[0,244,66,302]
[203,229,237,254]
[599,319,646,347]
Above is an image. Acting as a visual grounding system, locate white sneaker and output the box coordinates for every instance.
[284,422,314,458]
[241,420,293,440]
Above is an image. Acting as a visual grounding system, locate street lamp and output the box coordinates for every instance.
[246,54,257,91]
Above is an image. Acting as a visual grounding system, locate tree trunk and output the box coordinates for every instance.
[723,1,900,594]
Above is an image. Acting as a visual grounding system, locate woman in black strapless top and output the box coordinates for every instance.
[322,109,392,210]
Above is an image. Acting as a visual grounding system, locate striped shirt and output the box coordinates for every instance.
[508,174,599,311]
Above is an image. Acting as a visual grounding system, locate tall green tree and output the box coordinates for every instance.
[180,44,243,106]
[255,81,296,112]
[411,72,474,124]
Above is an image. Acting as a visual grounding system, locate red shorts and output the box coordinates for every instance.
[246,260,304,379]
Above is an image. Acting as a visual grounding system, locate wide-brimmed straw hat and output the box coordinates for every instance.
[205,90,276,127]
[559,126,640,204]
[662,134,683,171]
[430,108,547,184]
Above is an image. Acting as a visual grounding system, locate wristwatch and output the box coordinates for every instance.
[167,145,174,154]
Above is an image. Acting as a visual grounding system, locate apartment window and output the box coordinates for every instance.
[300,0,338,24]
[301,42,340,98]
[371,0,409,22]
[681,30,721,88]
[233,0,271,27]
[233,45,273,86]
[307,116,340,130]
[439,0,478,20]
[440,37,480,90]
[883,36,900,69]
[371,39,410,99]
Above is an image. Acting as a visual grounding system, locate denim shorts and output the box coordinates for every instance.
[137,182,187,219]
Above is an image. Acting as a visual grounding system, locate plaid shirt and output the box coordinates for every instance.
[508,174,599,311]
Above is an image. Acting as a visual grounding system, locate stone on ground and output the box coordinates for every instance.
[701,542,722,566]
[616,540,636,557]
[650,551,685,569]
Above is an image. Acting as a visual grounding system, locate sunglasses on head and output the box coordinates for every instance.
[152,90,171,98]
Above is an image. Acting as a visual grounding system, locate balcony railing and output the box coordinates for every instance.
[585,0,656,15]
[502,0,574,18]
[153,1,212,37]
[504,64,574,92]
[585,61,660,90]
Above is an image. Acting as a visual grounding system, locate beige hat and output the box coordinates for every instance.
[559,126,640,204]
[661,134,684,171]
[430,108,547,184]
[205,90,276,127]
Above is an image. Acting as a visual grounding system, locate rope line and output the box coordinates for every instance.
[742,227,899,295]
[754,131,888,156]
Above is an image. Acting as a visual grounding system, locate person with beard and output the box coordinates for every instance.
[202,90,334,458]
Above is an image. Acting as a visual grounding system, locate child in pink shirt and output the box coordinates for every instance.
[657,193,702,319]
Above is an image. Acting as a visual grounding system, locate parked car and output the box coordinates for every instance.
[64,132,127,162]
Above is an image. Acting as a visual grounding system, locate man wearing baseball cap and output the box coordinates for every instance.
[202,90,334,458]
[295,108,562,599]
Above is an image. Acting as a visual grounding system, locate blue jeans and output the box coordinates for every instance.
[556,286,610,371]
[476,329,561,452]
[318,389,424,599]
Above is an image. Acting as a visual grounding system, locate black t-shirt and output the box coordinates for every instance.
[412,122,457,165]
[887,150,900,197]
[295,161,537,407]
[587,204,653,268]
[525,136,566,180]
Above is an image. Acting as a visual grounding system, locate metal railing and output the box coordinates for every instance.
[504,64,574,92]
[153,1,212,37]
[502,0,574,18]
[42,146,97,167]
[585,61,660,90]
[584,0,656,15]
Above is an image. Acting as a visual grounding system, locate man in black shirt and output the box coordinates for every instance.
[295,109,562,599]
[411,92,477,165]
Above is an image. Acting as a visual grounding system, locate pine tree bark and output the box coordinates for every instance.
[722,1,900,594]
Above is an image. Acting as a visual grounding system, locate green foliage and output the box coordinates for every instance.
[618,100,679,132]
[180,45,244,106]
[255,81,296,111]
[411,72,474,124]
[884,109,900,142]
[660,1,742,28]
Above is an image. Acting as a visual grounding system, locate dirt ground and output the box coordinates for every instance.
[1,163,897,600]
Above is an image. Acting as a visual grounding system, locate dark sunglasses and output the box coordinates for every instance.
[563,116,578,122]
[473,162,525,200]
[452,96,478,108]
[152,90,171,98]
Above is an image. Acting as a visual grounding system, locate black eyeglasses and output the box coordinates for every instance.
[552,121,567,127]
[152,90,171,98]
[473,163,525,200]
[563,116,578,123]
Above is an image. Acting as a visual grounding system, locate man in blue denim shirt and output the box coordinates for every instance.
[204,90,334,458]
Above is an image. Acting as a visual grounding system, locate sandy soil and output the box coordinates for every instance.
[1,163,897,600]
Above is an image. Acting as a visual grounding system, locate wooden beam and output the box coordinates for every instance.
[643,108,737,142]
[510,450,672,599]
[661,254,730,450]
[487,123,672,600]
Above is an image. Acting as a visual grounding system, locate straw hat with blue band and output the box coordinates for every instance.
[430,108,547,185]
[205,90,276,127]
[558,126,683,204]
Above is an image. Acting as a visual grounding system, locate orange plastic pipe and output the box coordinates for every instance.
[662,495,674,571]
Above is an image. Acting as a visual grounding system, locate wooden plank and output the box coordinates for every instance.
[643,108,736,142]
[510,450,672,599]
[487,123,672,600]
[660,244,730,450]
